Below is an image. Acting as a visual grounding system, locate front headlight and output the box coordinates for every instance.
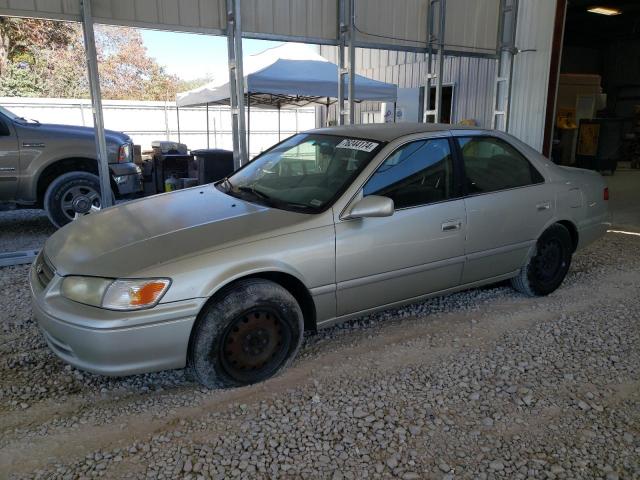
[61,276,171,310]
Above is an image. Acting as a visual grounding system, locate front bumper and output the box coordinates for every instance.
[110,162,143,197]
[30,258,203,376]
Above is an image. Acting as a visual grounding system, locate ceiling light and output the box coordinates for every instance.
[587,6,622,15]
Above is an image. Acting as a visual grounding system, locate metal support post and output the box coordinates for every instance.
[347,0,356,124]
[247,92,251,159]
[337,0,347,125]
[226,0,248,168]
[434,0,446,123]
[423,0,441,123]
[80,0,112,208]
[492,0,518,131]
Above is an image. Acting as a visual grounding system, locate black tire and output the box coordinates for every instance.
[188,278,304,388]
[511,224,573,297]
[44,171,108,228]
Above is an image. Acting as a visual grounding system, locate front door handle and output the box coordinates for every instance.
[442,220,462,232]
[536,201,551,211]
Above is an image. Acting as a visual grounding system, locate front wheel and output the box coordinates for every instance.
[511,224,573,296]
[188,279,304,388]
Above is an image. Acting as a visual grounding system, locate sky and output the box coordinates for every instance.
[140,29,286,81]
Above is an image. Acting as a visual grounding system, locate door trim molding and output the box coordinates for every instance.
[466,239,535,261]
[337,255,466,291]
[319,269,520,329]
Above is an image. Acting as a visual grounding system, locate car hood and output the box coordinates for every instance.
[17,121,129,144]
[44,185,310,278]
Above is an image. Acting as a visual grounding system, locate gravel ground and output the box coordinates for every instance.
[0,209,55,253]
[0,213,639,479]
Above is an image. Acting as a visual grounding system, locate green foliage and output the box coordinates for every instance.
[0,62,43,96]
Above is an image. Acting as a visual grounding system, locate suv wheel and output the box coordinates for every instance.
[511,224,573,296]
[188,279,304,388]
[44,172,107,228]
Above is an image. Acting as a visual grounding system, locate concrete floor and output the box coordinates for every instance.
[606,168,640,231]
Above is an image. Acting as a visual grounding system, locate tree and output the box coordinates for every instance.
[0,17,74,75]
[0,17,187,101]
[0,62,43,96]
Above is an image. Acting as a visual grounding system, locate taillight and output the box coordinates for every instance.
[603,187,609,201]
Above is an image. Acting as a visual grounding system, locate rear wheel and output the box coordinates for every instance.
[511,224,573,296]
[44,172,109,228]
[188,279,304,388]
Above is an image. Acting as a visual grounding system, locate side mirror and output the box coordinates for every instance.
[343,195,394,220]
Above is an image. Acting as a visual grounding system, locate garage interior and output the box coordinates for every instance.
[1,1,639,478]
[553,0,640,228]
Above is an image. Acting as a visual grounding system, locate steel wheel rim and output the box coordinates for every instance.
[60,185,101,222]
[533,239,564,282]
[219,308,291,382]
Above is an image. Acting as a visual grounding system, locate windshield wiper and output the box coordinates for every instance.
[235,185,314,212]
[221,177,233,191]
[237,185,272,204]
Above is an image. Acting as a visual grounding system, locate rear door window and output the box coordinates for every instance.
[457,136,544,194]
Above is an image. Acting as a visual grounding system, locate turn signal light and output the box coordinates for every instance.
[130,281,168,306]
[603,187,609,201]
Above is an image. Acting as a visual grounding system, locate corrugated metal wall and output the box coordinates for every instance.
[320,45,496,128]
[354,0,429,49]
[1,0,501,54]
[444,0,500,55]
[507,0,556,152]
[241,0,338,42]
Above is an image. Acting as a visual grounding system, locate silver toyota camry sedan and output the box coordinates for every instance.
[30,124,609,388]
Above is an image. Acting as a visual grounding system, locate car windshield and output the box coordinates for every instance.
[220,133,383,213]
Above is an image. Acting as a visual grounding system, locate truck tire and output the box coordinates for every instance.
[511,224,573,297]
[188,278,304,389]
[44,171,108,228]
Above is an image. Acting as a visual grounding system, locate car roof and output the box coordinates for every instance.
[305,122,484,142]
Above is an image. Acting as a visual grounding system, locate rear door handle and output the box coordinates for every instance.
[536,201,551,211]
[441,220,462,231]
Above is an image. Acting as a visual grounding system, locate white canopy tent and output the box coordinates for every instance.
[177,43,397,107]
[176,44,397,156]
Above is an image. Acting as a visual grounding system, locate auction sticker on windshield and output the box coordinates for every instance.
[336,139,379,152]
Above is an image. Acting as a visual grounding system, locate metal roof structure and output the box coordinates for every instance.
[1,0,501,54]
[0,0,515,204]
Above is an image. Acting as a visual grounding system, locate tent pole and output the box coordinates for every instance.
[206,103,210,148]
[213,116,218,147]
[326,98,330,126]
[176,106,181,143]
[80,0,112,208]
